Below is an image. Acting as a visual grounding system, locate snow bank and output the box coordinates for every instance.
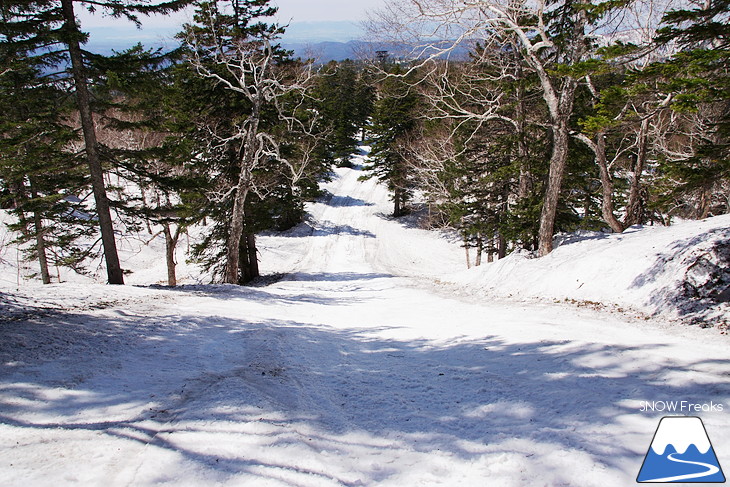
[451,215,730,326]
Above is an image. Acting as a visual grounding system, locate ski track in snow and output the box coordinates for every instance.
[1,152,730,486]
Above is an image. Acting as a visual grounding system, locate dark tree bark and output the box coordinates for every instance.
[497,232,507,260]
[29,185,51,285]
[244,232,259,282]
[393,188,404,217]
[475,234,483,266]
[225,163,252,284]
[163,224,181,287]
[237,232,259,284]
[577,116,650,232]
[464,239,471,269]
[60,0,124,284]
[224,99,260,285]
[536,2,588,256]
[625,118,649,227]
[593,132,626,233]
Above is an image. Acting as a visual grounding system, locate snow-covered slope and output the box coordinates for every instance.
[1,148,729,486]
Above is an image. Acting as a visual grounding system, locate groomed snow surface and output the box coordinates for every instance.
[1,148,729,486]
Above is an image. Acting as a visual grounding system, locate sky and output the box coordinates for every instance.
[79,0,386,28]
[273,0,386,22]
[78,0,388,48]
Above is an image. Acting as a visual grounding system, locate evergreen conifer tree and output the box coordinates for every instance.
[365,65,419,217]
[0,52,93,282]
[651,0,730,217]
[314,60,375,165]
[0,0,190,284]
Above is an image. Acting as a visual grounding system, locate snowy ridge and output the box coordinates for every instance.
[650,417,712,455]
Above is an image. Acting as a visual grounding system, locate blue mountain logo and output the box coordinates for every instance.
[637,416,725,483]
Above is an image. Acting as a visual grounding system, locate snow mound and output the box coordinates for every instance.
[452,215,730,327]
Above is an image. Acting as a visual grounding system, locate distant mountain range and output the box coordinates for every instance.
[84,21,467,63]
[283,40,377,62]
[280,21,364,43]
[283,40,471,63]
[85,21,365,57]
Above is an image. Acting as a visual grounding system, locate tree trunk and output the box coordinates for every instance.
[32,214,51,285]
[535,1,587,256]
[29,184,51,284]
[225,101,261,284]
[594,132,626,233]
[464,240,471,269]
[393,188,402,217]
[225,184,249,284]
[163,224,180,287]
[237,231,259,284]
[475,234,483,267]
[497,232,507,259]
[61,0,124,284]
[698,187,712,219]
[518,165,533,200]
[625,117,649,227]
[243,232,259,283]
[538,115,573,256]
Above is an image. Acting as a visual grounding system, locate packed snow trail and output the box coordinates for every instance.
[1,153,729,486]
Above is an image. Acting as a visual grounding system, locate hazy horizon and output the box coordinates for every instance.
[83,20,368,59]
[77,1,385,60]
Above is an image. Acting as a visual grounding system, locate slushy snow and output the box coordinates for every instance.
[1,148,729,486]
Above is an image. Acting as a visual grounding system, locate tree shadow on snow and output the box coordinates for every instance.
[312,220,376,238]
[630,227,730,319]
[282,272,394,282]
[326,195,374,208]
[0,291,58,322]
[1,295,729,485]
[319,188,373,209]
[267,219,376,239]
[145,282,364,306]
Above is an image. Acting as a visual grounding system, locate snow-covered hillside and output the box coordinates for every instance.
[1,149,729,486]
[449,215,730,327]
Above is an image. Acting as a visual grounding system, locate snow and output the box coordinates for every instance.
[1,147,729,486]
[449,216,730,326]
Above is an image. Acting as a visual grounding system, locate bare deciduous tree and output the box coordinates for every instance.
[186,31,317,284]
[369,0,598,255]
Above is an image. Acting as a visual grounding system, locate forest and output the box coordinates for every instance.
[1,1,729,483]
[1,0,728,285]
